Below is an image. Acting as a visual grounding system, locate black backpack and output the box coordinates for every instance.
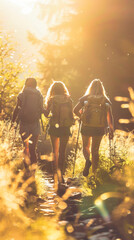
[81,95,109,127]
[49,95,74,127]
[19,88,43,123]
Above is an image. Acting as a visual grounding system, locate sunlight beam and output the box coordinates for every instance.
[8,0,38,15]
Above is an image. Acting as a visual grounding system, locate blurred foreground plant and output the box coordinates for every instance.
[115,87,134,124]
[0,120,36,239]
[0,120,75,240]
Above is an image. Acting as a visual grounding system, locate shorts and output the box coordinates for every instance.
[48,125,71,137]
[20,120,41,140]
[81,125,105,137]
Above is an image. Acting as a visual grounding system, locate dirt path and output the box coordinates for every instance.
[38,172,122,240]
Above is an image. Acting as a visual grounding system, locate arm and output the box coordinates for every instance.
[43,100,51,118]
[12,98,21,123]
[73,102,83,119]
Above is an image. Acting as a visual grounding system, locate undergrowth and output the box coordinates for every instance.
[0,117,134,239]
[0,120,75,240]
[65,128,134,193]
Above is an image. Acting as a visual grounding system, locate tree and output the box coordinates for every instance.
[0,32,24,119]
[29,0,134,105]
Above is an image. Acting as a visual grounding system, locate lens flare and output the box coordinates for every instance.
[94,198,111,223]
[94,192,124,223]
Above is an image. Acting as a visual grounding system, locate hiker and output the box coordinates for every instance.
[44,81,74,186]
[74,79,114,175]
[12,78,44,169]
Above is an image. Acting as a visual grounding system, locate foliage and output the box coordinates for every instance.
[65,123,134,239]
[66,128,133,190]
[0,87,133,239]
[66,126,134,238]
[0,120,32,239]
[0,32,24,119]
[93,90,134,239]
[29,0,134,102]
[0,120,75,240]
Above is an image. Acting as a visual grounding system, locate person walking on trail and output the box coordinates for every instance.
[12,78,44,170]
[73,79,114,176]
[44,81,74,187]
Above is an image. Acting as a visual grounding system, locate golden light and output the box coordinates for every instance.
[94,199,102,207]
[66,224,74,233]
[119,119,130,124]
[58,200,67,210]
[3,0,75,45]
[101,193,108,201]
[121,104,129,109]
[8,0,37,15]
[128,87,134,100]
[114,96,129,102]
[124,197,130,202]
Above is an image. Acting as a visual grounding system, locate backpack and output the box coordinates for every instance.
[49,95,74,127]
[18,88,43,123]
[81,95,109,127]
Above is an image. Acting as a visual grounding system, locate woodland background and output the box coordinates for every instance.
[0,0,134,130]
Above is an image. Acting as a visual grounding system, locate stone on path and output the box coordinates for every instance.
[38,174,122,240]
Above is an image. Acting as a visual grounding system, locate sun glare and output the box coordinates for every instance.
[8,0,39,15]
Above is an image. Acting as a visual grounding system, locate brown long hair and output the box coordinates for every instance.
[21,78,37,93]
[25,78,37,88]
[85,79,111,103]
[45,81,70,105]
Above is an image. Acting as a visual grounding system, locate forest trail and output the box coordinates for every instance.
[37,172,121,240]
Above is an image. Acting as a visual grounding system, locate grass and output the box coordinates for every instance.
[65,127,134,189]
[0,120,76,240]
[0,94,134,240]
[0,121,32,239]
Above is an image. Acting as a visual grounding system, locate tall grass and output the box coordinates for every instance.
[0,120,75,240]
[0,86,133,239]
[0,121,32,239]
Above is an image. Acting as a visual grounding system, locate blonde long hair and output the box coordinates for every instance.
[85,79,111,103]
[45,81,70,105]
